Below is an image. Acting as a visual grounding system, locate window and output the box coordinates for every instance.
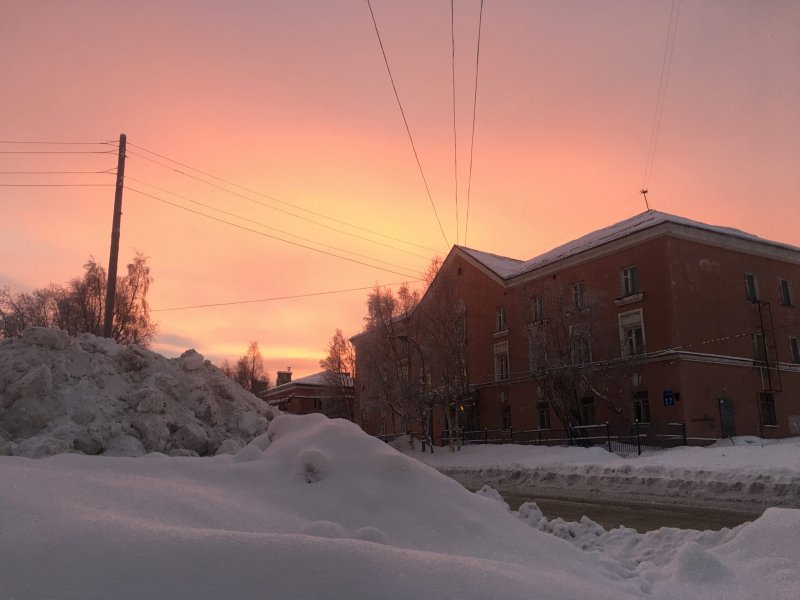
[313,398,322,411]
[753,332,767,362]
[531,295,544,322]
[779,279,793,306]
[538,402,550,429]
[744,273,759,302]
[621,265,640,296]
[570,322,592,365]
[494,341,510,381]
[495,306,508,332]
[633,391,650,423]
[789,337,800,364]
[572,282,586,311]
[619,310,645,356]
[759,392,777,426]
[580,397,596,425]
[527,325,547,373]
[500,393,511,429]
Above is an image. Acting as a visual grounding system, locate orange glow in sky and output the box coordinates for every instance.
[2,1,799,380]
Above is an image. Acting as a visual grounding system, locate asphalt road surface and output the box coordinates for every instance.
[500,493,763,532]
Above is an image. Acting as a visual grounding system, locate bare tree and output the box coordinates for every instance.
[416,258,470,449]
[0,253,156,346]
[319,328,356,420]
[358,284,426,437]
[230,341,268,394]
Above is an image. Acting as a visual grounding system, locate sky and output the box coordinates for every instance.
[2,0,798,379]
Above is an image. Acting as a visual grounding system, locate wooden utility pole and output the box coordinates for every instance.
[103,133,127,338]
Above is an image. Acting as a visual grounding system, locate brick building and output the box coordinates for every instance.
[262,370,354,420]
[352,211,800,443]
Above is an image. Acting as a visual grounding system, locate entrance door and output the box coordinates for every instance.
[719,398,736,438]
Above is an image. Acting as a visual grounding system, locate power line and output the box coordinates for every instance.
[125,148,434,261]
[126,185,421,279]
[0,170,114,174]
[642,0,682,194]
[125,141,440,255]
[152,281,421,312]
[0,183,113,187]
[365,0,450,250]
[126,175,425,274]
[0,150,115,154]
[464,0,484,247]
[0,140,112,145]
[451,0,459,245]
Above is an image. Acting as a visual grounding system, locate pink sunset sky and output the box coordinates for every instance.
[2,0,798,380]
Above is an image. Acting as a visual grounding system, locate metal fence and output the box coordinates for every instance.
[438,421,692,456]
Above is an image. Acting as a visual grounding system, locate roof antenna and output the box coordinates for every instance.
[640,188,651,211]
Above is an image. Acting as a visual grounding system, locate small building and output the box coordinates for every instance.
[261,370,354,420]
[352,210,800,444]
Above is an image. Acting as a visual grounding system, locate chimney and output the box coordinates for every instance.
[276,367,292,387]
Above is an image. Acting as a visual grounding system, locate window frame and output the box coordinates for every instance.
[759,392,777,427]
[779,279,793,307]
[753,332,767,362]
[537,401,551,430]
[527,324,547,374]
[621,265,640,297]
[579,396,596,425]
[619,309,646,357]
[633,391,650,423]
[531,295,544,322]
[500,392,511,430]
[744,272,759,302]
[789,336,800,364]
[494,341,510,382]
[572,281,586,311]
[495,306,508,332]
[570,322,592,365]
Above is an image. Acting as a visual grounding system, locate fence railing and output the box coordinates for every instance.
[438,421,690,456]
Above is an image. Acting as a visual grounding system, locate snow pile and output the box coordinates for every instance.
[1,413,798,599]
[419,441,800,511]
[1,414,647,600]
[0,327,276,457]
[477,486,799,599]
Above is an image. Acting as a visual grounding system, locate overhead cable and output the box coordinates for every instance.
[366,0,451,250]
[463,0,484,247]
[126,185,421,279]
[126,176,424,274]
[126,149,433,261]
[451,0,459,245]
[642,0,682,192]
[152,281,421,312]
[125,142,440,254]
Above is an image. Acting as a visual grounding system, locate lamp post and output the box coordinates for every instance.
[395,334,433,453]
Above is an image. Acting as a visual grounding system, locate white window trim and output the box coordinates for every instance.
[494,341,510,382]
[621,265,639,297]
[618,309,646,357]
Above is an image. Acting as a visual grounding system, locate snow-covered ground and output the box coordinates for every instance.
[408,438,800,512]
[2,329,798,598]
[2,414,799,599]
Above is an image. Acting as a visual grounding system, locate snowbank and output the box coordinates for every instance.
[415,441,800,511]
[0,327,276,457]
[1,413,797,599]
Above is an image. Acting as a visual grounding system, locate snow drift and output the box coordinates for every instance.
[0,327,276,457]
[2,413,798,599]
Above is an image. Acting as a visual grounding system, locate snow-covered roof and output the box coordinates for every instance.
[458,210,800,280]
[272,371,353,391]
